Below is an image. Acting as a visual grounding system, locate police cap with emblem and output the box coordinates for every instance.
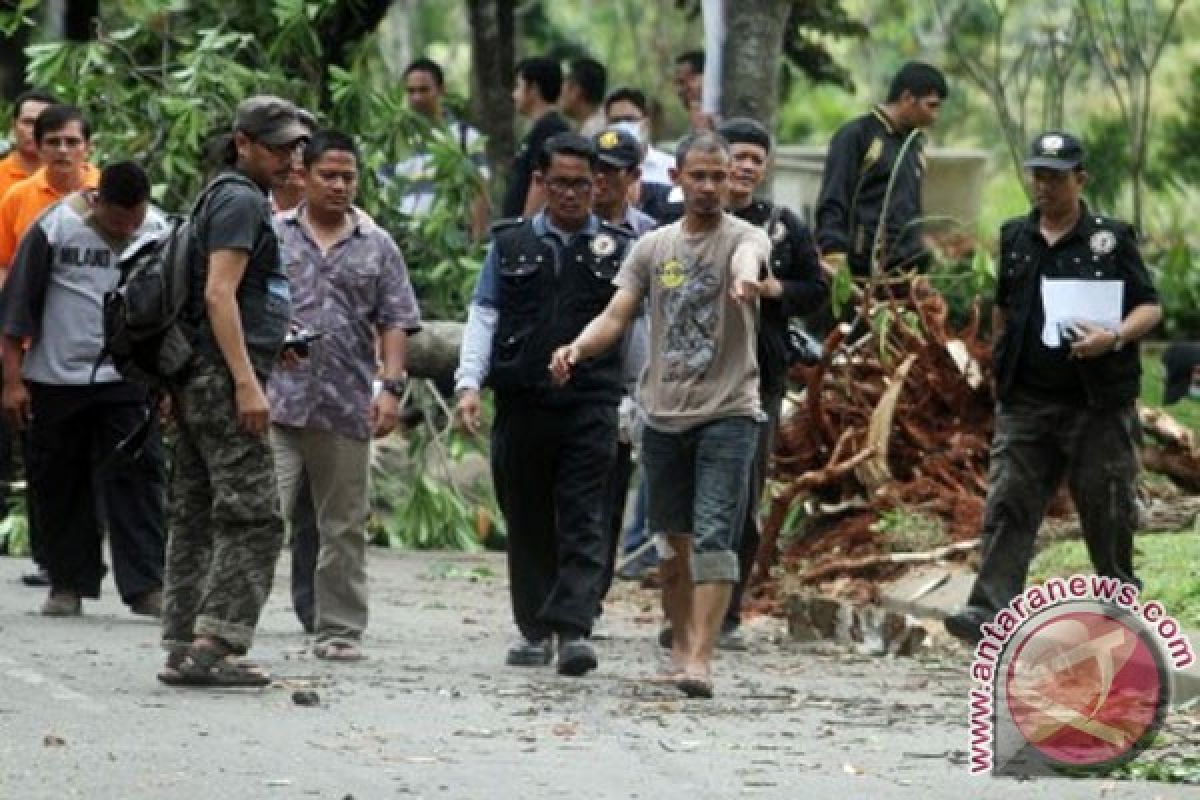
[1025,130,1085,171]
[593,127,642,169]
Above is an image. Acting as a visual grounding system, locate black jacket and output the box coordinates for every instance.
[731,199,827,397]
[993,204,1159,408]
[487,217,633,405]
[816,106,927,276]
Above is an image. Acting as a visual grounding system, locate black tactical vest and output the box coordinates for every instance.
[488,218,631,405]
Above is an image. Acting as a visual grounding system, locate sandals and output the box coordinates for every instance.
[313,641,364,662]
[157,641,271,688]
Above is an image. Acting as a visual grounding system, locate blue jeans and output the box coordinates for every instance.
[641,416,759,583]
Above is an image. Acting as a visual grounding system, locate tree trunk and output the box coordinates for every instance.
[63,0,98,41]
[317,0,394,104]
[407,320,463,385]
[466,0,515,215]
[718,0,791,131]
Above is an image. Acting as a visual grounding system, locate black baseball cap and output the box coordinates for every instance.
[1162,342,1200,404]
[593,127,641,169]
[1025,131,1085,171]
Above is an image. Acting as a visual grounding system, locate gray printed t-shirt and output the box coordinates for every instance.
[613,212,769,433]
[0,191,167,384]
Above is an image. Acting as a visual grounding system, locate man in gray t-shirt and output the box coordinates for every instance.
[0,162,167,618]
[551,132,769,699]
[159,95,309,689]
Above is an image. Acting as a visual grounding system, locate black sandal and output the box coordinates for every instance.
[159,641,270,688]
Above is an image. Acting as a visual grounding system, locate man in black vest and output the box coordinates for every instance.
[455,133,634,675]
[944,132,1161,644]
[718,117,828,646]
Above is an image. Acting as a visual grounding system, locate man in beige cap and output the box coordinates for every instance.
[158,95,308,687]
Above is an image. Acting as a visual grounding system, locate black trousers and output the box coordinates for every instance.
[289,471,319,629]
[967,393,1141,613]
[491,397,617,640]
[596,440,635,614]
[727,388,784,629]
[28,383,166,601]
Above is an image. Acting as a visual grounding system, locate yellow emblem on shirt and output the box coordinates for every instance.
[658,258,685,289]
[598,131,619,149]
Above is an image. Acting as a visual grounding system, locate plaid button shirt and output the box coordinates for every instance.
[268,205,421,441]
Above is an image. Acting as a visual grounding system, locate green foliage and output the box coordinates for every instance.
[927,247,997,330]
[1161,65,1200,186]
[1141,349,1200,433]
[367,381,497,552]
[0,1,486,320]
[1140,183,1200,339]
[1030,531,1200,628]
[870,507,948,553]
[0,487,29,557]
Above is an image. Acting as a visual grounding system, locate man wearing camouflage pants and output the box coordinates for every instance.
[158,96,309,687]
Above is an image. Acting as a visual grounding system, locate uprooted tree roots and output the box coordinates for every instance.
[748,279,1198,611]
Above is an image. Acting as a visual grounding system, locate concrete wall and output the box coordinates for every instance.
[771,146,991,232]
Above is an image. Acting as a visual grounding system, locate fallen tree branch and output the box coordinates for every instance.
[798,539,981,584]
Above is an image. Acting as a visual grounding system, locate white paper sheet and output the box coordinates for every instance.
[1041,278,1124,347]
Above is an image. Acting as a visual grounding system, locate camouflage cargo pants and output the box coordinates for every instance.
[966,391,1141,614]
[161,361,284,654]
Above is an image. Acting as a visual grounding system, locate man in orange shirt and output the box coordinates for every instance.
[0,89,57,202]
[0,104,99,272]
[0,90,57,588]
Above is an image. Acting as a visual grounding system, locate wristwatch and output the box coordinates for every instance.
[381,375,408,398]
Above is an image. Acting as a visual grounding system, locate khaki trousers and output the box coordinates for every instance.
[271,425,371,645]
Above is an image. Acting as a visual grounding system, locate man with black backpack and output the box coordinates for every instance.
[0,161,168,617]
[157,95,308,687]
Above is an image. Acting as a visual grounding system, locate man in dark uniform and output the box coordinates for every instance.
[718,117,828,647]
[502,57,571,218]
[455,133,635,675]
[816,62,947,279]
[944,132,1162,644]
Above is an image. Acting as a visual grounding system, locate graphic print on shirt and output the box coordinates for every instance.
[657,255,720,382]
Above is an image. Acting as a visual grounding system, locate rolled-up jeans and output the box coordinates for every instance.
[641,416,760,583]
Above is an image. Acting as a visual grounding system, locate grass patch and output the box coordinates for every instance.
[1141,347,1200,432]
[1029,530,1200,629]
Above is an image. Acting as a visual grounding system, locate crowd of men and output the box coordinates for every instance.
[0,49,1163,697]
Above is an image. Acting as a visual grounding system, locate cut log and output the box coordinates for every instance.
[406,320,463,385]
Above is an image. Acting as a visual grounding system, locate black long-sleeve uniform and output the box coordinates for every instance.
[815,106,928,276]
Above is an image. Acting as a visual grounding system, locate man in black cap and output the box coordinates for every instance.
[656,117,825,650]
[159,95,310,686]
[592,127,656,236]
[590,126,653,628]
[944,131,1162,644]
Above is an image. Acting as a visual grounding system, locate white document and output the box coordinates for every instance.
[1040,278,1124,347]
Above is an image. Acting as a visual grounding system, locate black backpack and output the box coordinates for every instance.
[100,172,252,389]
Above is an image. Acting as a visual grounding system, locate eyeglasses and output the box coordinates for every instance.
[545,177,593,195]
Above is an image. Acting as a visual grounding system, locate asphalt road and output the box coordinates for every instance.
[0,550,1194,799]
